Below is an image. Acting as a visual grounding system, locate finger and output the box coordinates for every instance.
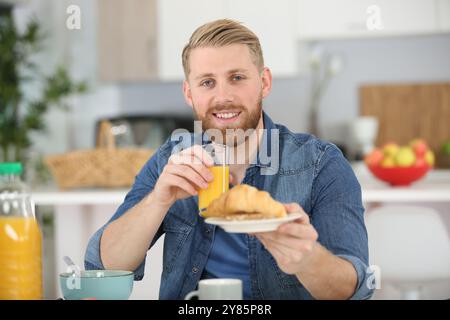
[283,202,306,213]
[180,145,214,167]
[277,222,317,240]
[255,235,273,253]
[169,146,213,167]
[168,155,214,182]
[262,225,317,241]
[258,231,302,249]
[264,240,293,264]
[282,204,310,224]
[165,164,209,190]
[270,241,298,257]
[164,174,198,196]
[257,235,267,248]
[283,202,301,211]
[229,174,235,185]
[170,156,214,182]
[261,233,315,253]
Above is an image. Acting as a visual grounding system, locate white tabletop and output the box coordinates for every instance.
[353,163,450,203]
[31,165,450,206]
[32,189,128,206]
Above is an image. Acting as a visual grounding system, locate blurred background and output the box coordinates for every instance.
[0,0,449,300]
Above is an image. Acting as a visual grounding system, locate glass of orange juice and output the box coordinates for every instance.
[198,143,229,215]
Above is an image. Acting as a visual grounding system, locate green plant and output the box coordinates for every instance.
[442,140,450,156]
[0,9,87,162]
[308,46,343,137]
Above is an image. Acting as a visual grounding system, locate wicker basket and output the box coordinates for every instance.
[45,121,154,189]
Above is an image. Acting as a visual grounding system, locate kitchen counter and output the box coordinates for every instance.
[33,168,450,206]
[354,166,450,203]
[33,189,127,205]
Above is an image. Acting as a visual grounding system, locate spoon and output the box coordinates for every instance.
[63,255,81,277]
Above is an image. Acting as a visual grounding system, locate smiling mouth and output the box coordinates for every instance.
[212,111,241,122]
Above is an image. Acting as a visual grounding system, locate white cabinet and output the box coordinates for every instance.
[436,0,450,32]
[157,0,298,81]
[98,0,158,82]
[297,0,441,40]
[156,0,225,81]
[98,0,448,82]
[224,0,298,78]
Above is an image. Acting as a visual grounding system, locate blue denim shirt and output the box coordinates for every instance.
[85,112,374,300]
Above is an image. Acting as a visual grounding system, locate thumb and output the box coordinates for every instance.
[283,202,302,213]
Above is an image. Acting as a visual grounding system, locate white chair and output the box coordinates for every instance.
[366,205,450,299]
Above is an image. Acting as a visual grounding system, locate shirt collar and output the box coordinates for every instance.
[197,111,277,169]
[252,111,277,168]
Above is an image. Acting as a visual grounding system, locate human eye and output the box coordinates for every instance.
[232,74,246,81]
[200,79,214,88]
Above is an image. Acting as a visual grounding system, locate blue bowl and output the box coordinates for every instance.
[59,270,134,300]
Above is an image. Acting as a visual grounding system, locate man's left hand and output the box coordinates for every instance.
[253,203,319,275]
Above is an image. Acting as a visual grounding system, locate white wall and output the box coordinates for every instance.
[13,0,122,154]
[17,2,450,153]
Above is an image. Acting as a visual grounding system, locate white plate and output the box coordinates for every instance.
[204,212,303,233]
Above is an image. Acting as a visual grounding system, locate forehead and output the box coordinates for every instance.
[188,44,257,78]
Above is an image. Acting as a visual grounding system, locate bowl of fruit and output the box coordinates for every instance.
[364,139,434,186]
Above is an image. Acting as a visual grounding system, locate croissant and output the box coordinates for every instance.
[202,184,287,220]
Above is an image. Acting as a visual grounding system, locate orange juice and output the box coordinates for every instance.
[0,216,43,299]
[198,165,229,212]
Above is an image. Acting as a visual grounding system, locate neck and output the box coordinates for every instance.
[228,113,265,183]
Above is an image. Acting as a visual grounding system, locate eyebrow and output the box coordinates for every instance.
[194,69,249,81]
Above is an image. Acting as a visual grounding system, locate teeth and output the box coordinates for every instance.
[215,112,238,119]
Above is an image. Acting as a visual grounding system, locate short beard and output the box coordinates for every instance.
[193,96,262,147]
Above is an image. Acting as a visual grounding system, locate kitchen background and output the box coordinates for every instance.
[1,0,450,299]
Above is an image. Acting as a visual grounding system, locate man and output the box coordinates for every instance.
[85,19,374,300]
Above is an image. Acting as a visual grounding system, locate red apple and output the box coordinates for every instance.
[410,139,428,158]
[365,148,384,167]
[414,156,427,167]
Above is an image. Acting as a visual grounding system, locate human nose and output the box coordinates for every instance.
[213,80,234,106]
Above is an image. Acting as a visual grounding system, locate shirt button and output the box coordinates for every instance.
[205,228,211,235]
[192,267,199,273]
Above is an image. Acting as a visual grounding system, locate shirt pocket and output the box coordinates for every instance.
[162,224,192,274]
[274,168,314,205]
[162,209,195,273]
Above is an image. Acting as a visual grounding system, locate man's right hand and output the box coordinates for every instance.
[151,145,216,207]
[100,144,233,271]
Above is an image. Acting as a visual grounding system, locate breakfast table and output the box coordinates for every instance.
[32,164,450,299]
[352,163,450,203]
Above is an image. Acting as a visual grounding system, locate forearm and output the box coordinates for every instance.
[295,244,358,300]
[100,192,169,271]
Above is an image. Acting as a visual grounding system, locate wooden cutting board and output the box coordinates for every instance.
[360,82,450,168]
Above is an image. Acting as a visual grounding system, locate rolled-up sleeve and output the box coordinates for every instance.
[336,254,374,300]
[311,144,375,300]
[84,151,164,281]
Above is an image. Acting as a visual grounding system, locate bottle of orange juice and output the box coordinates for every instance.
[0,162,43,299]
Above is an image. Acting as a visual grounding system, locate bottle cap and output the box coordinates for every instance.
[0,162,23,175]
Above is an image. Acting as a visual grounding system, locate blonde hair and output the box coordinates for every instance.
[182,19,264,79]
